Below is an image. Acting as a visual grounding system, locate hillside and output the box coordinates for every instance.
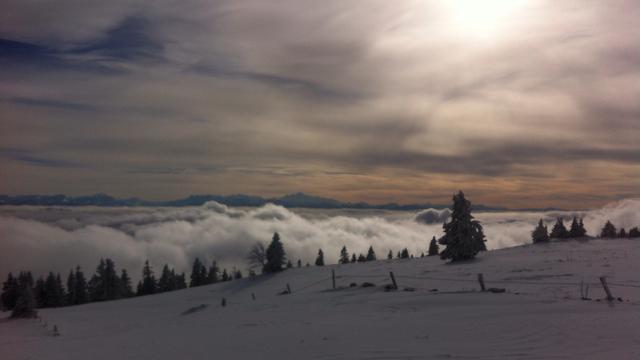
[2,238,639,359]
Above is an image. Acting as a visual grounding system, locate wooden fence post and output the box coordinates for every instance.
[389,271,398,290]
[599,276,614,301]
[332,269,336,290]
[286,283,292,294]
[477,273,486,291]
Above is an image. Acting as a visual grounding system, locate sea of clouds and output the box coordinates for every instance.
[1,199,639,281]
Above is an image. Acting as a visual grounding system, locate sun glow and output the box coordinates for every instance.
[442,0,528,40]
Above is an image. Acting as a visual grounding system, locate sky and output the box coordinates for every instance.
[1,0,639,209]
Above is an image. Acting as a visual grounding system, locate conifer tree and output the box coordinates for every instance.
[420,252,425,258]
[119,269,134,297]
[190,258,207,287]
[286,260,293,268]
[397,251,401,259]
[577,218,587,237]
[176,273,187,289]
[350,254,357,263]
[315,249,325,266]
[532,219,550,244]
[263,232,287,273]
[568,217,582,238]
[618,228,627,238]
[34,277,46,308]
[74,266,88,304]
[138,260,157,296]
[387,250,393,260]
[44,272,64,307]
[221,269,229,281]
[366,246,376,261]
[233,268,243,279]
[11,274,37,318]
[629,227,640,238]
[158,265,174,293]
[428,236,439,256]
[400,248,410,259]
[550,218,569,239]
[207,261,219,284]
[438,191,487,261]
[297,259,301,267]
[356,254,365,262]
[339,246,350,264]
[1,272,19,310]
[66,270,76,305]
[600,220,617,238]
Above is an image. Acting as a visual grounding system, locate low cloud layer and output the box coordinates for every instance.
[2,198,639,281]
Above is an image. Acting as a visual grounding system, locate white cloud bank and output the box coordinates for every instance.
[1,199,639,281]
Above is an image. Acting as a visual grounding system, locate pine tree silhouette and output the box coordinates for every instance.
[532,219,550,243]
[439,191,487,261]
[428,236,439,256]
[315,249,325,266]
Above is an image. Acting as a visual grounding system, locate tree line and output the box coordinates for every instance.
[1,256,245,317]
[3,191,488,317]
[532,217,640,243]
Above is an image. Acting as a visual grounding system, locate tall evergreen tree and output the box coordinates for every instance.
[387,250,393,260]
[400,248,410,259]
[618,228,627,238]
[357,254,366,262]
[568,217,582,238]
[1,272,19,311]
[600,220,617,238]
[366,246,376,261]
[207,261,219,284]
[11,274,37,319]
[297,259,302,268]
[175,273,187,289]
[439,191,487,261]
[350,254,357,263]
[189,258,207,287]
[629,227,640,238]
[74,266,88,304]
[119,269,134,298]
[428,236,439,256]
[339,246,350,264]
[577,218,587,237]
[66,270,76,305]
[34,277,46,308]
[233,268,243,279]
[532,219,550,244]
[550,218,569,239]
[158,265,175,293]
[138,260,157,296]
[221,269,230,282]
[315,249,325,266]
[263,232,287,273]
[43,272,65,307]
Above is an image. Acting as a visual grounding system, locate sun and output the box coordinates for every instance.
[442,0,528,41]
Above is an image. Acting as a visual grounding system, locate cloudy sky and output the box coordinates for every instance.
[1,0,638,209]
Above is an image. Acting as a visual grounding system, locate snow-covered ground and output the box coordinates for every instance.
[2,238,640,360]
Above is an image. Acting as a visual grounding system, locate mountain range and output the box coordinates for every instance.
[0,192,559,211]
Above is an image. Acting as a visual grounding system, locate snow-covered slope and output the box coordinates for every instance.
[2,239,640,359]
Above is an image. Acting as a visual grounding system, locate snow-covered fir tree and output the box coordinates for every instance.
[438,191,487,261]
